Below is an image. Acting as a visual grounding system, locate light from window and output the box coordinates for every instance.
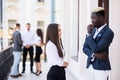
[38,0,44,3]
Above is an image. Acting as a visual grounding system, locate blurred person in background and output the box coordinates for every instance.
[10,23,23,78]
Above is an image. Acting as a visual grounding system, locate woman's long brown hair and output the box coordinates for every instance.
[36,28,43,44]
[45,23,63,57]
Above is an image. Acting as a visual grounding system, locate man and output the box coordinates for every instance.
[83,7,114,80]
[10,23,23,78]
[21,23,34,73]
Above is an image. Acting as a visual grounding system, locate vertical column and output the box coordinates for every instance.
[25,0,31,23]
[87,0,98,24]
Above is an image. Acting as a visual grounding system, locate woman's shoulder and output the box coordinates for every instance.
[46,41,56,48]
[46,41,58,55]
[36,35,41,40]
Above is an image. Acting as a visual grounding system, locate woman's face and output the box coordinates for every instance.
[58,26,62,38]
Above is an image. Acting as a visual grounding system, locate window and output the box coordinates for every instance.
[37,21,44,28]
[38,0,44,3]
[71,0,79,62]
[37,21,45,43]
[8,20,16,46]
[37,21,44,35]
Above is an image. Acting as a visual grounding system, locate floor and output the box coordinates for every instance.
[8,61,78,80]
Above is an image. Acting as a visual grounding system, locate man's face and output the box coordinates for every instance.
[18,26,20,30]
[91,12,101,28]
[26,24,30,30]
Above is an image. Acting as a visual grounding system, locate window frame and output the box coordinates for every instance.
[98,0,109,24]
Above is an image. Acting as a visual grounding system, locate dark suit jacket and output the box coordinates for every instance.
[12,31,23,51]
[83,25,114,70]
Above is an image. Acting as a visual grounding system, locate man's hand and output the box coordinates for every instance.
[25,45,31,49]
[87,24,94,34]
[94,53,108,60]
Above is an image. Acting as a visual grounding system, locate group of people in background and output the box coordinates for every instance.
[10,23,44,78]
[10,7,114,80]
[10,22,69,80]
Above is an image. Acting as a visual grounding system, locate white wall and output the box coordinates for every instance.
[54,0,61,24]
[45,0,51,28]
[61,0,71,55]
[79,0,98,79]
[109,0,120,80]
[19,0,25,31]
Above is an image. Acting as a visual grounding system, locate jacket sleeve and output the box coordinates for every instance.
[17,33,23,47]
[83,38,93,58]
[86,30,114,53]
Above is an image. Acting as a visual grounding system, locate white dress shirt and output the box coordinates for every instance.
[46,40,67,67]
[34,35,41,45]
[21,30,35,46]
[93,23,106,39]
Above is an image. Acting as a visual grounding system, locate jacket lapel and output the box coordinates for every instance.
[95,25,108,40]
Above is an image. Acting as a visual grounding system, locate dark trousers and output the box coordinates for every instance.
[22,46,34,71]
[47,65,66,80]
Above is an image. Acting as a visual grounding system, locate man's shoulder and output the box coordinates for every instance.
[106,26,114,34]
[16,31,21,34]
[13,31,21,36]
[103,26,114,37]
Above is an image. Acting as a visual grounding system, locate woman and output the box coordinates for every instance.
[34,28,43,76]
[45,23,69,80]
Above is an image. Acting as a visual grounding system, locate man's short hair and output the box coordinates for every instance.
[92,7,105,17]
[16,23,20,27]
[26,23,31,25]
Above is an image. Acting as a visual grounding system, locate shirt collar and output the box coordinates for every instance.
[26,29,31,32]
[16,29,20,32]
[96,23,107,32]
